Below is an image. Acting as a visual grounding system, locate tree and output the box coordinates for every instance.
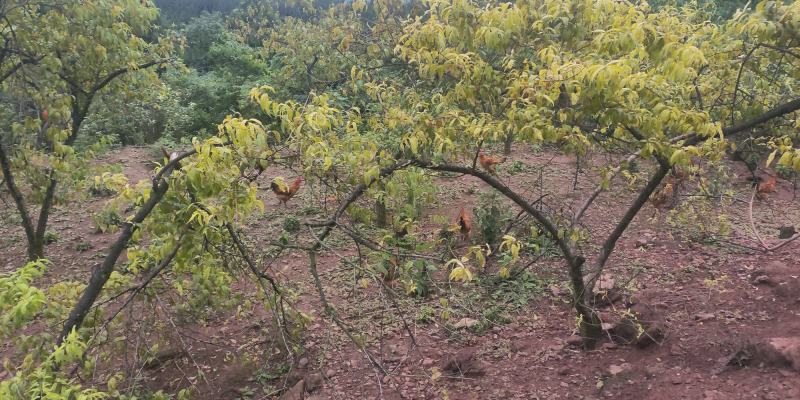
[0,0,174,260]
[249,0,800,344]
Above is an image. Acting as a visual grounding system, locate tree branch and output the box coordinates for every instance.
[0,140,37,258]
[58,150,189,344]
[723,97,800,137]
[589,163,671,291]
[90,58,171,94]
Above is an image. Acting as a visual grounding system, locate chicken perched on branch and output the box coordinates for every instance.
[161,146,182,169]
[478,150,506,176]
[271,176,303,206]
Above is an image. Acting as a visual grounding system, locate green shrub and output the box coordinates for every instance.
[474,191,511,246]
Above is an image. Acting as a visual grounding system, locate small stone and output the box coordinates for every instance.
[453,318,479,329]
[602,342,619,351]
[778,226,797,239]
[549,284,565,297]
[324,369,336,378]
[752,275,776,286]
[442,349,484,377]
[279,379,304,400]
[422,358,436,367]
[608,363,631,376]
[298,357,309,369]
[557,367,571,376]
[565,335,584,347]
[694,312,715,322]
[305,373,323,393]
[598,274,616,291]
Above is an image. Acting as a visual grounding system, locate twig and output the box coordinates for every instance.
[747,187,800,252]
[153,291,211,388]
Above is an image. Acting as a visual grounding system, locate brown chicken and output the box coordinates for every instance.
[478,150,506,176]
[160,146,182,170]
[650,178,675,210]
[457,207,473,242]
[271,176,303,205]
[757,173,777,198]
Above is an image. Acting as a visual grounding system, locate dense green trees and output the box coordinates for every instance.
[155,0,244,23]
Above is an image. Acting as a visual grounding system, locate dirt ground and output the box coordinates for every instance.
[1,145,798,400]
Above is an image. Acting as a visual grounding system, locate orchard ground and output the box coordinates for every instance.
[1,145,798,400]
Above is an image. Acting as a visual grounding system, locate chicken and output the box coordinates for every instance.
[756,173,777,199]
[161,146,182,169]
[457,207,473,242]
[650,178,675,210]
[271,176,303,205]
[478,150,506,176]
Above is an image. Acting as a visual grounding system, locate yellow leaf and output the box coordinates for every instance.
[765,150,777,167]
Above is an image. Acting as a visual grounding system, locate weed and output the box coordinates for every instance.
[92,208,123,233]
[282,215,300,233]
[403,259,437,297]
[44,231,59,244]
[506,160,528,175]
[88,172,128,197]
[415,305,436,324]
[75,241,93,252]
[473,191,511,246]
[486,270,546,309]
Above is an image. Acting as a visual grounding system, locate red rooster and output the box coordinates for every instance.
[457,207,473,242]
[478,150,506,176]
[650,177,675,210]
[271,176,303,206]
[756,173,777,199]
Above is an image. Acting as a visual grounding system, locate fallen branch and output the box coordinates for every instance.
[747,187,800,252]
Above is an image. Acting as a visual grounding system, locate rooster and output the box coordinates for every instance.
[161,146,182,169]
[756,173,777,199]
[650,178,675,210]
[457,207,473,242]
[271,176,303,206]
[478,150,506,176]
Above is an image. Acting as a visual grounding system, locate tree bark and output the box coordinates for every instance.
[0,141,39,260]
[503,133,513,155]
[374,198,388,227]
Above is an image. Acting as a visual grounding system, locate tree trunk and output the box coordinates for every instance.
[374,198,388,228]
[0,142,39,260]
[30,172,58,260]
[28,237,44,261]
[58,177,171,344]
[57,149,203,344]
[589,164,671,291]
[568,256,602,348]
[503,133,513,155]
